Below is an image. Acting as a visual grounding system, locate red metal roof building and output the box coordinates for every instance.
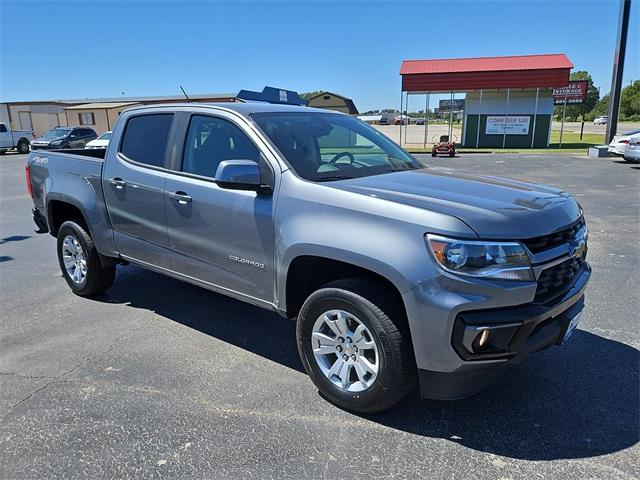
[400,53,573,92]
[398,53,574,149]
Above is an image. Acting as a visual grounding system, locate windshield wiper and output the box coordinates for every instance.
[315,174,355,182]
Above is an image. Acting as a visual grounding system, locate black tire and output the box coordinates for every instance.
[449,151,455,157]
[56,221,115,296]
[297,279,415,413]
[17,139,30,154]
[431,151,437,157]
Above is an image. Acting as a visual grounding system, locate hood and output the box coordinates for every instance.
[327,168,582,239]
[33,137,66,144]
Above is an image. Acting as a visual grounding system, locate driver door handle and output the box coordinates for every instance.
[169,191,192,205]
[109,178,126,189]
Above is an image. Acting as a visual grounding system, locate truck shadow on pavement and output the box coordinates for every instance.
[99,265,639,462]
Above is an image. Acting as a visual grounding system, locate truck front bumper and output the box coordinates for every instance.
[402,260,591,400]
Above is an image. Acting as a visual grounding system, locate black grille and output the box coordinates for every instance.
[535,257,583,304]
[522,218,585,253]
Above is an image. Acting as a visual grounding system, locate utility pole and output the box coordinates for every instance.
[606,0,631,143]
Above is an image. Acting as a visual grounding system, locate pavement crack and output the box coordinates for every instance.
[0,372,58,380]
[0,319,152,419]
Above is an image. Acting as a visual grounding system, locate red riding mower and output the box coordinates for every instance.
[431,135,457,157]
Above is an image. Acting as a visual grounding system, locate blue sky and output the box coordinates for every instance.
[1,0,638,111]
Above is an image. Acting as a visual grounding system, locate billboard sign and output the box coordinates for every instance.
[553,81,588,104]
[486,116,530,135]
[438,99,465,112]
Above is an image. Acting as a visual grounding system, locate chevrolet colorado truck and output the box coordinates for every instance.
[26,99,590,413]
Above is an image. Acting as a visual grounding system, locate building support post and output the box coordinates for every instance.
[448,91,454,140]
[502,88,510,149]
[531,87,539,149]
[475,89,483,148]
[404,93,408,145]
[423,93,430,149]
[559,92,567,148]
[399,89,403,145]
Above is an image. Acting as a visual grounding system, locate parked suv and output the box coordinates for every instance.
[26,100,590,413]
[31,126,97,150]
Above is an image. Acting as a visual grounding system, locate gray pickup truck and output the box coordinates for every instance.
[26,99,590,412]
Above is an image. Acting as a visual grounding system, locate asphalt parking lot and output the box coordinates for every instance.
[1,151,638,479]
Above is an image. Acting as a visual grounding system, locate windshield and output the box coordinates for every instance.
[42,128,71,139]
[252,112,421,181]
[97,131,112,140]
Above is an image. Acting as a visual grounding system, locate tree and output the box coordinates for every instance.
[585,81,640,121]
[585,94,609,121]
[620,80,640,120]
[299,91,324,100]
[554,70,600,121]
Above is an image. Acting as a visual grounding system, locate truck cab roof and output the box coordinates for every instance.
[123,101,344,119]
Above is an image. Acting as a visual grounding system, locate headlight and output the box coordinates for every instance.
[50,140,62,146]
[426,234,533,281]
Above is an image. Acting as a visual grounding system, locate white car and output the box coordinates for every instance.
[608,129,640,155]
[623,135,640,163]
[593,116,608,125]
[85,131,112,149]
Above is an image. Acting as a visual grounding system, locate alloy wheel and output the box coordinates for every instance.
[61,235,87,285]
[311,309,379,392]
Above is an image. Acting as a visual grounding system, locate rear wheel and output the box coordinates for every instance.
[297,279,415,413]
[56,221,115,296]
[17,139,30,154]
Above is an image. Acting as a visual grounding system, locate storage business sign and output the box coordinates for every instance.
[552,81,588,104]
[486,116,530,135]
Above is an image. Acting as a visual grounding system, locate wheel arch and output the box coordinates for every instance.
[282,253,411,333]
[46,197,119,268]
[47,197,91,238]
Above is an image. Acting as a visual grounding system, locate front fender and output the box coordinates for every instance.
[274,171,477,311]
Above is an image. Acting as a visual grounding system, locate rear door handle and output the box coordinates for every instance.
[169,191,192,205]
[109,178,126,189]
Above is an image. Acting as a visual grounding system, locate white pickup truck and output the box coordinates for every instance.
[0,122,33,154]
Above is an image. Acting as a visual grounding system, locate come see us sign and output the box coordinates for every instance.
[486,116,530,135]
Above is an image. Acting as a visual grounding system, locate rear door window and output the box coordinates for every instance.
[119,114,173,168]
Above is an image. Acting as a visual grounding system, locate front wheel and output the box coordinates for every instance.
[57,221,116,296]
[297,279,415,413]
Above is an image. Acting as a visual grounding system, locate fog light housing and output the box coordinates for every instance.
[461,322,521,355]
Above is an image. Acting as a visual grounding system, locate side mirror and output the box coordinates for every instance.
[215,159,269,192]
